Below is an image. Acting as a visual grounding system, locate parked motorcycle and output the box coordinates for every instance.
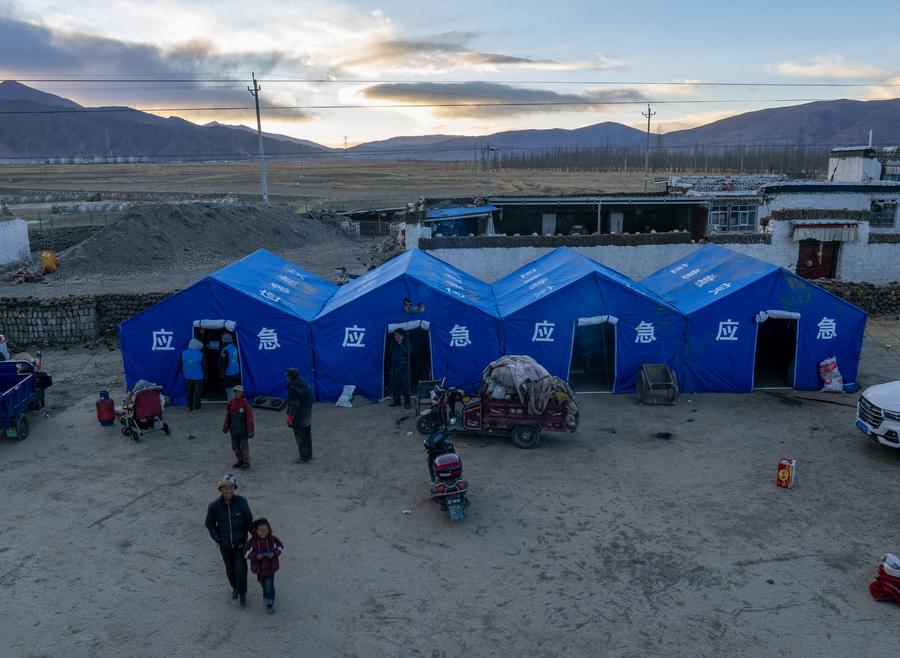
[424,430,469,522]
[416,379,464,435]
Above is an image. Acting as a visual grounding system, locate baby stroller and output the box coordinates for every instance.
[120,384,170,443]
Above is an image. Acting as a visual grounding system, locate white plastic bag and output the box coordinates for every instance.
[818,356,843,393]
[335,384,356,407]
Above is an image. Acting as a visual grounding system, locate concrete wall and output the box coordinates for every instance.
[826,156,883,182]
[0,219,31,266]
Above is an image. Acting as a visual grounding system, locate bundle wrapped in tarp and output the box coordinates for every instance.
[481,355,578,426]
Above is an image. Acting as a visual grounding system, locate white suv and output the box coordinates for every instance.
[857,381,900,448]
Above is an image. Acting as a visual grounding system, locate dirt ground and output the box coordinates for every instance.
[0,204,384,299]
[2,322,900,657]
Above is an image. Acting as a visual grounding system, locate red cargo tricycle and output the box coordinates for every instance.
[416,379,578,449]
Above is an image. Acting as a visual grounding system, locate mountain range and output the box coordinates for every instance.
[0,80,898,162]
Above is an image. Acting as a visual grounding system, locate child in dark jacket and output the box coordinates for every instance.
[244,518,284,613]
[222,385,254,469]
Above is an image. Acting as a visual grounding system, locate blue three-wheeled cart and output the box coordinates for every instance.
[0,360,52,441]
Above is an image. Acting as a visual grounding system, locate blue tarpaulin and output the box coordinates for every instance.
[119,250,337,404]
[312,249,502,402]
[491,247,686,392]
[642,243,867,392]
[424,205,498,220]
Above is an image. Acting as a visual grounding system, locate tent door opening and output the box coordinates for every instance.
[753,318,797,389]
[569,317,616,393]
[192,320,240,401]
[383,321,432,399]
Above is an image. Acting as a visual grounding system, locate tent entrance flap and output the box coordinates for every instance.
[383,325,432,399]
[193,320,240,400]
[753,318,797,389]
[569,318,616,392]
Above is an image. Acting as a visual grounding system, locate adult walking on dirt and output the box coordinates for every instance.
[222,385,254,469]
[286,368,314,463]
[389,329,411,409]
[220,334,241,400]
[205,474,254,608]
[181,338,206,411]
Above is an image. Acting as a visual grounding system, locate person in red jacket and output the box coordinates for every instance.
[244,518,284,613]
[222,385,254,469]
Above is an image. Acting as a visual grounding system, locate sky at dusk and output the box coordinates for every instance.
[2,0,899,146]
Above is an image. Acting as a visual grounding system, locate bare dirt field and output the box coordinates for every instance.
[2,321,900,657]
[0,161,656,209]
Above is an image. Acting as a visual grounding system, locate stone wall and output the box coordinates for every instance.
[28,225,105,252]
[814,281,900,316]
[0,292,171,350]
[870,232,900,244]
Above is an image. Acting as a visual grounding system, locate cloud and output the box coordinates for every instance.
[336,33,620,74]
[770,55,888,80]
[0,16,314,120]
[360,81,645,118]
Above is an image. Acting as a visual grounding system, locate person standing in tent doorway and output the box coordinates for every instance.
[222,385,254,470]
[181,338,206,411]
[389,328,411,409]
[286,368,314,463]
[220,334,241,400]
[205,474,253,609]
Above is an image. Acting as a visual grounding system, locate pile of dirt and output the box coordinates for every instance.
[59,203,356,277]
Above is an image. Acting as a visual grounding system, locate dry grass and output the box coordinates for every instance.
[0,161,668,210]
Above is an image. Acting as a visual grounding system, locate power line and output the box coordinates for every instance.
[9,77,900,88]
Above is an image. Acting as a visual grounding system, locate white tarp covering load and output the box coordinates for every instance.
[481,355,578,427]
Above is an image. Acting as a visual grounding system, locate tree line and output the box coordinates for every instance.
[482,145,831,177]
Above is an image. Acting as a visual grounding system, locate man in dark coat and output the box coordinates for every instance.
[389,329,411,408]
[286,368,314,463]
[205,474,254,608]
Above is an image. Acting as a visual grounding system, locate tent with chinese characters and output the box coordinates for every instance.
[119,249,338,404]
[311,249,502,402]
[491,247,686,392]
[641,243,867,392]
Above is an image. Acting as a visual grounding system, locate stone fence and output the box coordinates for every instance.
[0,292,171,350]
[869,232,900,244]
[419,231,770,250]
[27,225,105,252]
[813,280,900,316]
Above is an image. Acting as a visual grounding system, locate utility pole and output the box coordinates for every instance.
[247,72,269,206]
[481,142,496,196]
[642,104,655,192]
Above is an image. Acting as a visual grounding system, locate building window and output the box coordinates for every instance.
[871,200,897,227]
[709,204,757,232]
[885,161,900,182]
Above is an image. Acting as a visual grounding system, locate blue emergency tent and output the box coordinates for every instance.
[119,249,338,404]
[491,247,686,392]
[642,243,867,392]
[312,249,501,402]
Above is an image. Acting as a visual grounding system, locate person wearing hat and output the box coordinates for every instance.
[286,368,314,463]
[219,334,241,400]
[205,474,254,608]
[388,328,411,409]
[222,385,254,469]
[181,338,206,411]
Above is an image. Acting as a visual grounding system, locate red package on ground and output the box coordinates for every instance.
[776,458,796,488]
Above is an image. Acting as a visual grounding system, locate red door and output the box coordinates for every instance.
[796,240,838,279]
